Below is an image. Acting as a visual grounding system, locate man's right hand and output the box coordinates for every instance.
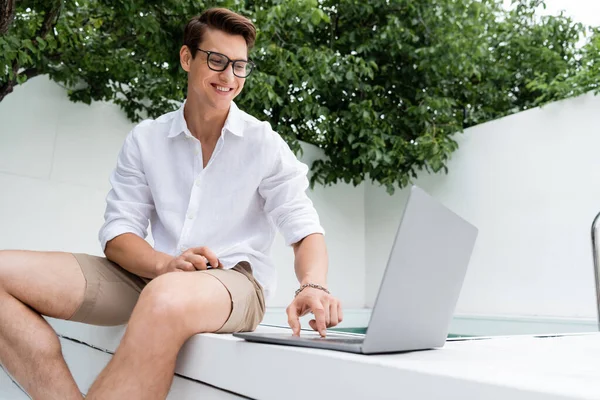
[155,246,222,276]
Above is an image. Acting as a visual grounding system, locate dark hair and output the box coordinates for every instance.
[183,8,256,59]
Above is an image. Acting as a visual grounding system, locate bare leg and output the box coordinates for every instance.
[0,250,86,400]
[86,272,232,400]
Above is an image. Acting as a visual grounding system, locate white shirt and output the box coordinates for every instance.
[98,101,325,301]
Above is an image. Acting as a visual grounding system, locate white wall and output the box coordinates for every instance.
[365,92,600,319]
[3,76,599,319]
[0,76,365,308]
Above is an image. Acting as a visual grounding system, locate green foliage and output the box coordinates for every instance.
[527,26,600,102]
[1,0,598,194]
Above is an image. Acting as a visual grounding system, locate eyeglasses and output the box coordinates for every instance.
[196,48,255,78]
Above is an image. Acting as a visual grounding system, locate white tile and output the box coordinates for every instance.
[60,338,110,394]
[50,100,135,191]
[168,375,247,400]
[59,338,246,399]
[0,76,64,179]
[0,172,108,255]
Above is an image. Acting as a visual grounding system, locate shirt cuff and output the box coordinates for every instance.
[99,223,146,252]
[284,226,326,247]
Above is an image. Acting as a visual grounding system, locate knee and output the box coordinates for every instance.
[20,325,64,359]
[135,273,200,328]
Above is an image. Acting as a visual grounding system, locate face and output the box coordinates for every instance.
[180,28,248,112]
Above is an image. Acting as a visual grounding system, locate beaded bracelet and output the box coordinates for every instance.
[294,283,330,297]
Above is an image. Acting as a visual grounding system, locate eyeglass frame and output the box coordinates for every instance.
[196,48,255,78]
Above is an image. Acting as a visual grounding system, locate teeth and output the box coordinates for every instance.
[216,86,231,92]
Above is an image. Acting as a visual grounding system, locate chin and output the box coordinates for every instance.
[211,99,233,110]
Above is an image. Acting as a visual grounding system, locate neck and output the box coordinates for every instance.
[183,96,229,142]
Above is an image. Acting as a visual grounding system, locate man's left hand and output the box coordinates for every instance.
[286,287,343,337]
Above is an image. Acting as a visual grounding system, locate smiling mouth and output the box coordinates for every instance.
[212,84,233,93]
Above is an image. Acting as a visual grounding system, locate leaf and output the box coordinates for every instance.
[0,0,594,195]
[16,74,28,84]
[310,9,322,26]
[36,37,47,51]
[22,39,36,53]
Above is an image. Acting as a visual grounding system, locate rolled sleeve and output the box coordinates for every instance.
[259,135,325,246]
[98,129,154,251]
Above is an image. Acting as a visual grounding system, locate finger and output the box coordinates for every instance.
[191,246,220,269]
[183,253,208,270]
[338,301,344,324]
[329,301,339,328]
[205,250,220,269]
[174,259,195,272]
[286,304,301,336]
[322,298,331,326]
[310,300,327,337]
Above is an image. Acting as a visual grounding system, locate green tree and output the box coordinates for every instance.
[527,27,600,103]
[1,0,597,194]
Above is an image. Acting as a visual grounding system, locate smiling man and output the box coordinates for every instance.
[0,8,342,400]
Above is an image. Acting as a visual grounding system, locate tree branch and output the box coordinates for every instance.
[35,0,63,41]
[23,68,40,79]
[0,0,15,34]
[1,1,62,103]
[0,60,19,102]
[330,13,338,49]
[0,67,41,102]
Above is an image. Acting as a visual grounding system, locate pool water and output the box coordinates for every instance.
[261,309,598,338]
[329,327,473,339]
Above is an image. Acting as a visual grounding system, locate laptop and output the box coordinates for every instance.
[233,185,478,354]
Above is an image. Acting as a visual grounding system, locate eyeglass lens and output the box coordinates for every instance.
[208,53,252,77]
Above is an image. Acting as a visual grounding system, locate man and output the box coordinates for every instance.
[0,8,342,400]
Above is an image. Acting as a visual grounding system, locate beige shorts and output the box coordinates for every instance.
[68,253,265,333]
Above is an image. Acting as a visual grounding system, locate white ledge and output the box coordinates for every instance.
[48,318,600,400]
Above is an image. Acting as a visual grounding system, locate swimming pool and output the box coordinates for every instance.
[329,327,473,339]
[262,309,598,338]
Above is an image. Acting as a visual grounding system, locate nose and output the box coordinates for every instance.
[219,63,235,81]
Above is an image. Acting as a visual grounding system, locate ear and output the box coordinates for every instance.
[180,45,192,72]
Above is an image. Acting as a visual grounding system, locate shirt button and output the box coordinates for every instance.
[195,179,201,187]
[179,245,186,252]
[187,213,195,219]
[194,149,200,156]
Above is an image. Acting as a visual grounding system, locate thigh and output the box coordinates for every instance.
[0,250,86,320]
[69,253,147,326]
[203,261,266,333]
[0,250,146,326]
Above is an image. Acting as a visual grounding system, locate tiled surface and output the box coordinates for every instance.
[0,338,247,399]
[61,337,248,399]
[50,100,133,191]
[0,76,64,179]
[0,173,108,255]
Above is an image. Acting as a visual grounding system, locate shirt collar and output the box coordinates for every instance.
[167,101,187,139]
[222,101,244,137]
[167,100,244,139]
